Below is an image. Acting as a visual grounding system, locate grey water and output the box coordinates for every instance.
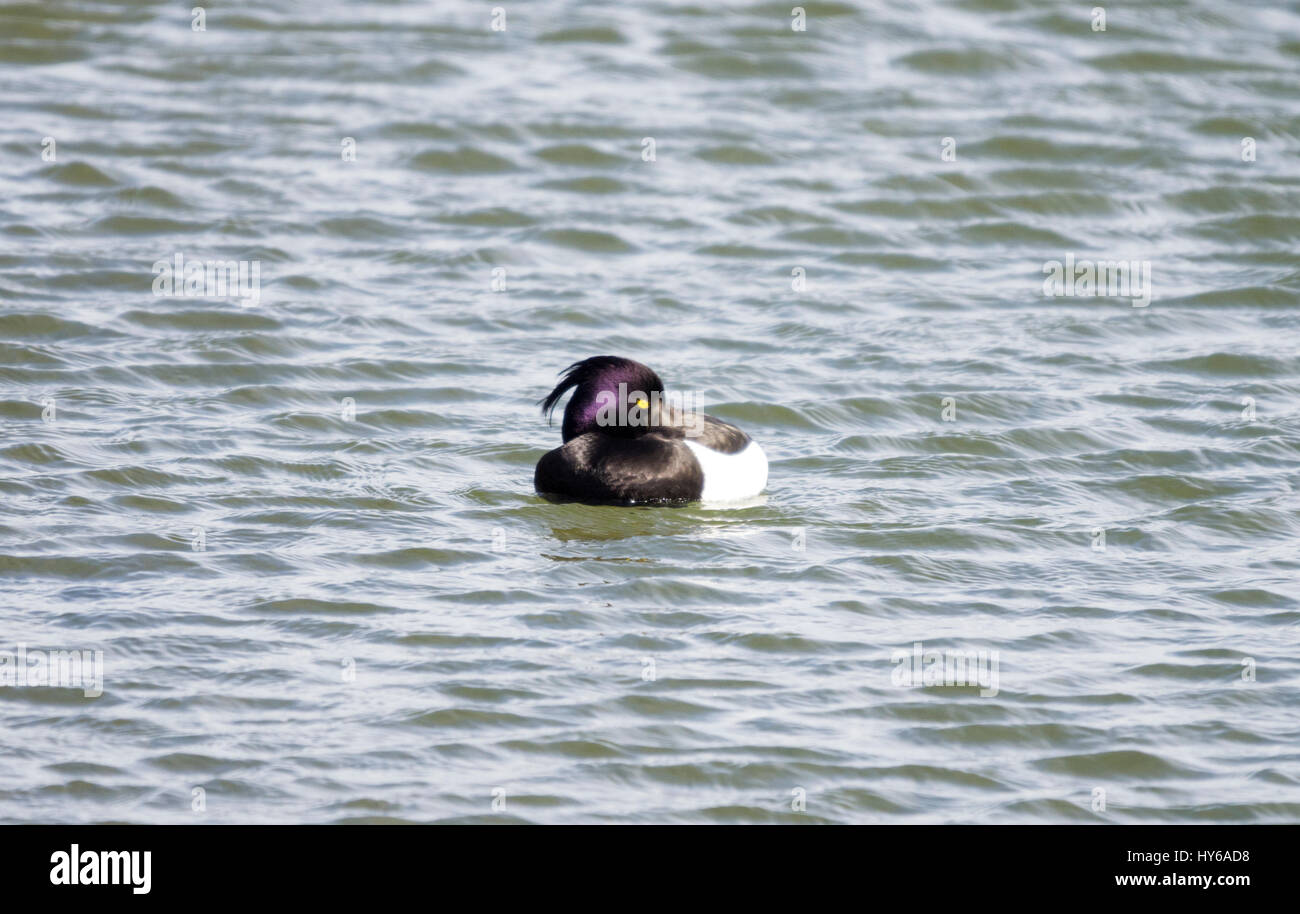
[0,0,1298,823]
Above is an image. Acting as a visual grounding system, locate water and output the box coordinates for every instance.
[1,0,1298,824]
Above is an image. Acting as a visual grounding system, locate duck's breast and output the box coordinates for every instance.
[535,432,704,503]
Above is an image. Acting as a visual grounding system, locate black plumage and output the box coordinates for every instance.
[533,356,752,505]
[534,431,704,504]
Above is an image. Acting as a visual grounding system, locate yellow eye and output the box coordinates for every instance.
[635,398,649,409]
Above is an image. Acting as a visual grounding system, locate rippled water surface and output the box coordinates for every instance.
[1,0,1299,823]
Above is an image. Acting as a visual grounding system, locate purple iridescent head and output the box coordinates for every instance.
[540,356,667,442]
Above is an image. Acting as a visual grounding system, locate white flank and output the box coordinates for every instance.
[682,439,768,502]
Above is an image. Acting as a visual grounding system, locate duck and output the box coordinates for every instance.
[534,356,768,505]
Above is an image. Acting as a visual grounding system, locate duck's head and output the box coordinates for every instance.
[540,355,667,442]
